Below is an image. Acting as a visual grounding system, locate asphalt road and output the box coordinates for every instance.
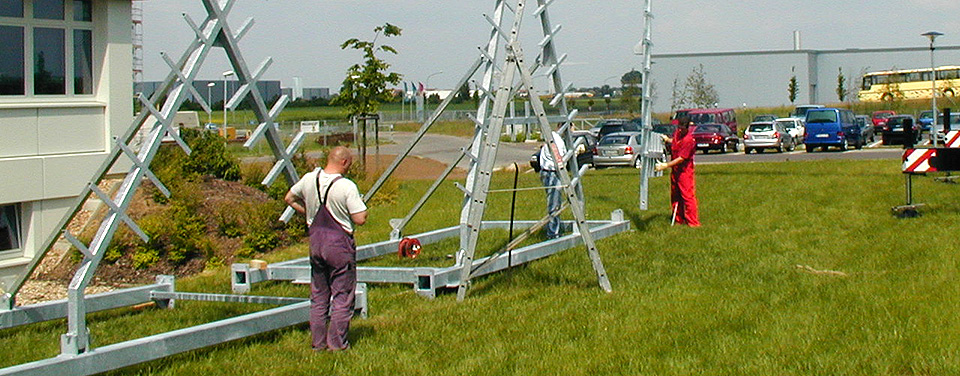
[245,132,905,169]
[382,133,905,168]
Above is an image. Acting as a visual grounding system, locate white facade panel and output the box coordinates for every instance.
[37,106,106,155]
[0,109,39,158]
[0,158,44,205]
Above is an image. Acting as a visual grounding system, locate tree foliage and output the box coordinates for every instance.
[671,65,718,110]
[332,23,403,118]
[836,67,847,102]
[788,75,799,104]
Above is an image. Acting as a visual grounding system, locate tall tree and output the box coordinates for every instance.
[333,23,403,118]
[836,67,846,102]
[685,64,718,108]
[787,67,799,104]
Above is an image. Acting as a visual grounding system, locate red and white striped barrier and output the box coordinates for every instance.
[945,131,960,148]
[902,148,938,173]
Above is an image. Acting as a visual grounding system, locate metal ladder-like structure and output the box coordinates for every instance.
[1,0,301,357]
[456,0,610,300]
[362,0,611,301]
[637,0,658,210]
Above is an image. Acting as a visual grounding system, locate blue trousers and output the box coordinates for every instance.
[539,169,563,239]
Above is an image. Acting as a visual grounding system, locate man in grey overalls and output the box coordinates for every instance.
[285,146,368,351]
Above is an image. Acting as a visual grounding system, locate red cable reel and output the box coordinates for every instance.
[397,237,422,259]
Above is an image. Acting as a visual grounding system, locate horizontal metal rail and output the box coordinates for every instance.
[0,283,173,330]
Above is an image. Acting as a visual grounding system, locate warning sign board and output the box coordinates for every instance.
[903,148,960,173]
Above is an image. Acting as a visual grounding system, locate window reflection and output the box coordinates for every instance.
[34,27,64,95]
[33,0,63,20]
[72,0,89,21]
[73,29,91,94]
[0,0,23,17]
[0,26,24,95]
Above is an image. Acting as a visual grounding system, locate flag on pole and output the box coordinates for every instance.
[403,81,408,102]
[418,82,425,94]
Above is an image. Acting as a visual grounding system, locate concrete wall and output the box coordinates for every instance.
[650,46,960,114]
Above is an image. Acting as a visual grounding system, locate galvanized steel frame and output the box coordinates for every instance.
[231,212,628,299]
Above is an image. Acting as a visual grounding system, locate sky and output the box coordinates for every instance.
[140,0,960,93]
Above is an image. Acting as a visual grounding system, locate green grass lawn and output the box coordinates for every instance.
[5,158,960,375]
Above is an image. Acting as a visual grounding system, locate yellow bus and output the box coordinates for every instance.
[858,65,960,102]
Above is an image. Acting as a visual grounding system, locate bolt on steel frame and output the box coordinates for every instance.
[0,1,372,374]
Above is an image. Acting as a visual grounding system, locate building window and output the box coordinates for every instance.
[73,28,91,94]
[0,25,25,95]
[0,0,92,96]
[0,0,23,18]
[33,0,62,20]
[0,204,21,253]
[35,27,65,94]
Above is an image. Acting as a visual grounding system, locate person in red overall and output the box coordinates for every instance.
[655,116,700,227]
[285,146,368,351]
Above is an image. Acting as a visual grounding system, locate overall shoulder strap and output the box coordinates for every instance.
[317,175,343,207]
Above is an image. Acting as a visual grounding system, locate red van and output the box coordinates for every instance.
[687,108,739,133]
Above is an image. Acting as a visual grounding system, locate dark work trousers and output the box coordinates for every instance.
[308,177,356,350]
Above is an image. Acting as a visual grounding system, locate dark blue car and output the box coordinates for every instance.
[918,110,934,131]
[804,108,863,152]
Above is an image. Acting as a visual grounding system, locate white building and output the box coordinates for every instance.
[0,0,132,292]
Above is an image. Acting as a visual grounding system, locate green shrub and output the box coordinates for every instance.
[131,246,159,269]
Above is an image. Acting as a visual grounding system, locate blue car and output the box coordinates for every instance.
[918,110,934,131]
[804,108,863,152]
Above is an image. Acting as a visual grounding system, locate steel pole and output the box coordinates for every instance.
[931,42,938,146]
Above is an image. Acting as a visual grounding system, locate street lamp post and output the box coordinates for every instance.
[222,70,235,128]
[206,82,215,125]
[423,71,443,121]
[922,31,943,146]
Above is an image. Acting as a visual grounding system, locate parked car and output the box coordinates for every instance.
[752,114,778,123]
[918,110,934,132]
[804,108,863,152]
[571,130,597,167]
[881,115,920,145]
[854,115,875,144]
[743,121,795,153]
[688,108,739,133]
[593,131,643,168]
[595,119,640,139]
[774,117,804,144]
[692,123,739,153]
[652,123,676,136]
[789,105,824,123]
[871,110,896,132]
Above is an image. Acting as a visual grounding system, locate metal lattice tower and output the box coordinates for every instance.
[132,0,144,85]
[638,0,657,210]
[1,0,300,355]
[362,0,609,301]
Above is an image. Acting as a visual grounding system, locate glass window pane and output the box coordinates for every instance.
[72,0,90,21]
[33,0,63,19]
[73,29,91,94]
[34,27,65,95]
[0,205,20,252]
[0,26,24,95]
[0,0,23,17]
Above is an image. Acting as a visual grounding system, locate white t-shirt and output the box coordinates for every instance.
[289,168,367,233]
[539,131,568,171]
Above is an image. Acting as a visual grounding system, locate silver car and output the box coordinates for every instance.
[743,121,795,153]
[593,131,643,168]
